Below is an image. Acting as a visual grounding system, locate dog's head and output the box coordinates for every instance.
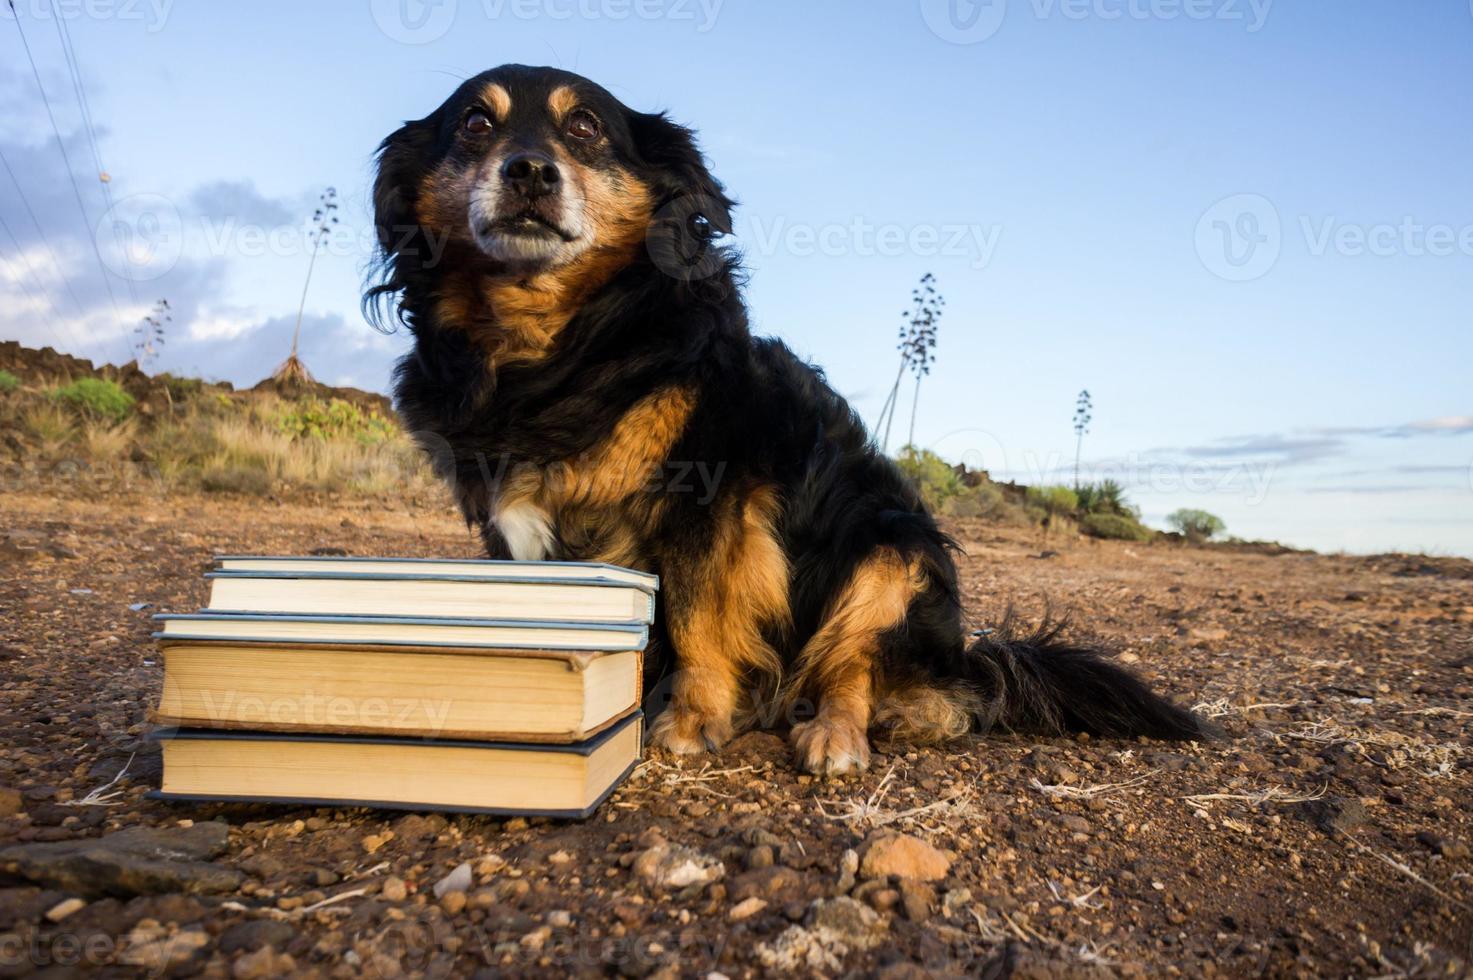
[371,64,732,338]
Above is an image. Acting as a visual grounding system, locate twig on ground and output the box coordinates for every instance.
[1349,840,1471,912]
[1029,771,1158,801]
[1181,784,1326,807]
[60,753,134,807]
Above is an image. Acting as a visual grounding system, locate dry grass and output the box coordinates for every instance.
[1271,720,1466,777]
[5,380,441,502]
[816,762,980,832]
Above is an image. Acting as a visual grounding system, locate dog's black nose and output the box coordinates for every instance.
[501,152,560,198]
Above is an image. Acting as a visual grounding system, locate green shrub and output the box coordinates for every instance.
[895,447,965,510]
[0,370,19,394]
[1082,512,1154,542]
[1026,484,1079,516]
[161,374,203,403]
[1168,508,1226,540]
[51,378,135,422]
[1076,479,1135,516]
[275,397,395,445]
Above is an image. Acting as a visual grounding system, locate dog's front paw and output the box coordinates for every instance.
[649,708,734,756]
[791,716,871,775]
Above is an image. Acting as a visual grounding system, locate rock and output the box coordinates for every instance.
[836,848,859,894]
[381,876,408,902]
[858,832,951,882]
[729,897,767,921]
[0,822,242,898]
[433,861,473,897]
[44,896,86,921]
[218,919,297,955]
[1300,796,1369,836]
[232,945,295,980]
[361,831,394,854]
[633,842,725,891]
[898,879,932,922]
[1416,832,1470,859]
[475,853,507,877]
[729,866,803,904]
[441,890,466,915]
[0,787,23,817]
[809,896,889,948]
[119,924,211,971]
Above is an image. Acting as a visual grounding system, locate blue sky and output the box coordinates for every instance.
[1,0,1471,555]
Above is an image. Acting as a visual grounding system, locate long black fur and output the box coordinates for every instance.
[368,65,1209,745]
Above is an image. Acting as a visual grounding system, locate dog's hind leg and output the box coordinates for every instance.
[649,487,789,755]
[786,548,926,775]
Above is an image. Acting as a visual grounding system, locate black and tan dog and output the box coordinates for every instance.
[367,65,1206,774]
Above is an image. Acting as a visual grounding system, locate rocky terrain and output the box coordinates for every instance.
[1,490,1469,977]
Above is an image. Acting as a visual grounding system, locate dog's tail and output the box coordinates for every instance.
[957,614,1211,740]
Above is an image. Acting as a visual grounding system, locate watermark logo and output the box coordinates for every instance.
[96,193,183,282]
[1195,193,1281,282]
[920,0,1008,43]
[2,0,174,32]
[370,0,457,44]
[481,0,724,31]
[646,194,729,282]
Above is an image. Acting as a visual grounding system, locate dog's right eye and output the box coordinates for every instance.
[463,111,493,135]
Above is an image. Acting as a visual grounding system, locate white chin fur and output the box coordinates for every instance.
[468,183,589,267]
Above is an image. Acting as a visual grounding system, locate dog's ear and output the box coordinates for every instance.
[628,111,733,235]
[372,117,437,259]
[366,118,437,330]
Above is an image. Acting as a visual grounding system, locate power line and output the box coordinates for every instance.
[0,213,70,349]
[50,1,139,314]
[9,0,132,365]
[0,145,93,323]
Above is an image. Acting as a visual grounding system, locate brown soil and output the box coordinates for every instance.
[1,492,1469,978]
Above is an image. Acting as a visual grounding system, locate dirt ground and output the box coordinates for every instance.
[1,489,1469,978]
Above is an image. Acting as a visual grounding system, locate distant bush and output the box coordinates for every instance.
[51,378,135,423]
[1082,512,1154,542]
[160,374,203,403]
[896,447,965,510]
[275,397,395,445]
[1168,508,1226,541]
[1026,484,1079,516]
[0,370,19,394]
[1076,479,1135,517]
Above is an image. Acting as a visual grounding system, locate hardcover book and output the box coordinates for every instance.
[149,712,644,818]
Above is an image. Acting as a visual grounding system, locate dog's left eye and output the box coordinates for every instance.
[565,110,601,141]
[464,111,493,135]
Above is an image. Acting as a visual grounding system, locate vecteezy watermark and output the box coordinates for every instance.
[744,216,1001,271]
[919,0,1271,44]
[1300,216,1473,259]
[370,0,723,44]
[185,690,456,732]
[1194,193,1281,282]
[647,208,1003,281]
[95,194,185,283]
[370,0,457,43]
[1197,193,1473,281]
[919,0,1008,43]
[1,0,173,32]
[1018,450,1277,504]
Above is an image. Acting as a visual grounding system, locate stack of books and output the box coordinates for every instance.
[147,555,655,818]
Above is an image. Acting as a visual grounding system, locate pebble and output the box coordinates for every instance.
[44,897,85,921]
[433,861,473,897]
[729,897,767,921]
[381,876,408,901]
